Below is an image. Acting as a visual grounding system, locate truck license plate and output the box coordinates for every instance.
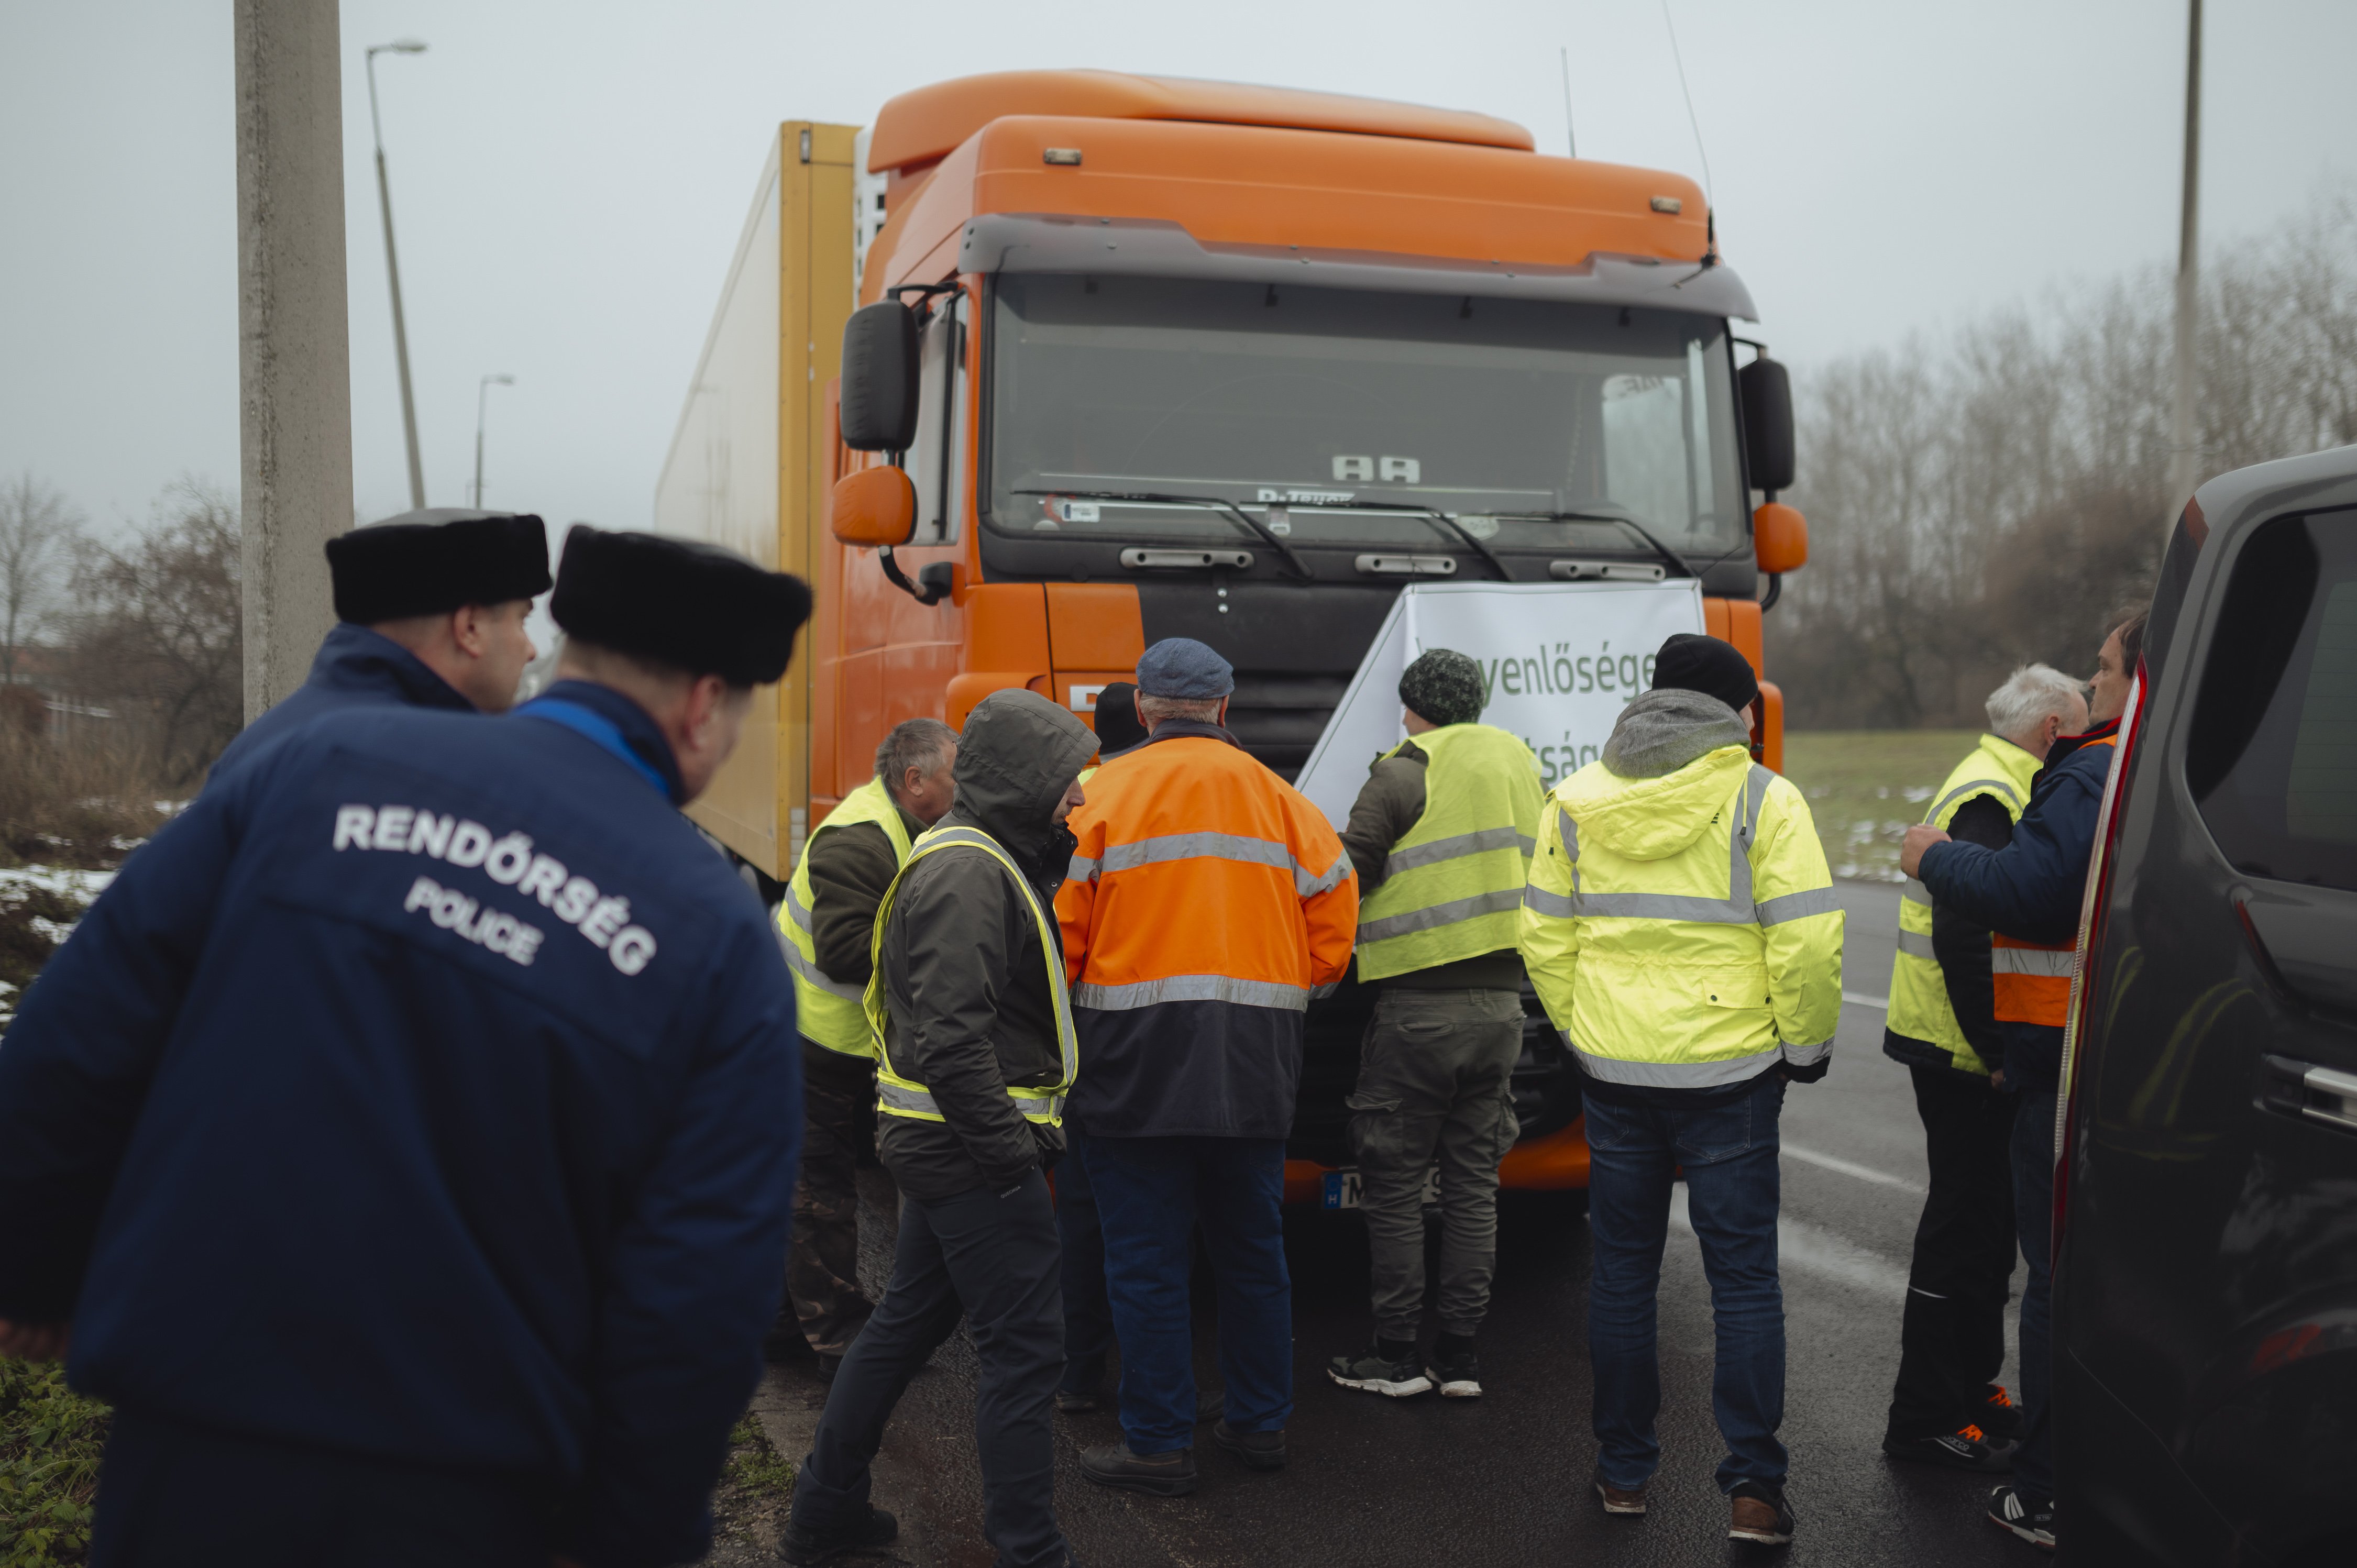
[1322,1165,1442,1209]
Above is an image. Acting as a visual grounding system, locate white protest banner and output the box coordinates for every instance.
[1294,580,1708,827]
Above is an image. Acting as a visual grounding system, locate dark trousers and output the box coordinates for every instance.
[1054,1126,1116,1397]
[796,1169,1069,1568]
[91,1409,552,1567]
[1886,1065,2020,1439]
[1083,1135,1291,1454]
[1583,1072,1789,1494]
[788,1039,877,1355]
[2013,1088,2057,1504]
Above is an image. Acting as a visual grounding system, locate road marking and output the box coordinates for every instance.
[1670,1188,1909,1300]
[1782,1142,1926,1196]
[1843,990,1888,1009]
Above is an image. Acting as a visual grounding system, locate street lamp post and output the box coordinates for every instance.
[366,39,428,511]
[473,374,514,509]
[2167,0,2204,523]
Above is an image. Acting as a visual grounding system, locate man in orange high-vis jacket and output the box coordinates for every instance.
[1058,638,1357,1497]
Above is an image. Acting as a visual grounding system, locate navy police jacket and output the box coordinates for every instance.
[207,621,476,782]
[1917,721,2119,1094]
[0,679,800,1566]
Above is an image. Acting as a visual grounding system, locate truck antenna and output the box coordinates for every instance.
[1659,0,1713,207]
[1560,46,1577,158]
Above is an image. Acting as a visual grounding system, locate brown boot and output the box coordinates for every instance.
[1593,1471,1647,1515]
[1728,1480,1794,1545]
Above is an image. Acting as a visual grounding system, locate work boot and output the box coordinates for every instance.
[780,1503,899,1565]
[1986,1485,2056,1551]
[1592,1471,1647,1516]
[815,1352,842,1385]
[1881,1422,2015,1473]
[1425,1333,1481,1398]
[1210,1419,1285,1471]
[1326,1339,1432,1398]
[1079,1441,1197,1497]
[1980,1383,2024,1442]
[1727,1481,1794,1546]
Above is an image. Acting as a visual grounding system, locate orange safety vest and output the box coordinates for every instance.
[1990,734,2117,1029]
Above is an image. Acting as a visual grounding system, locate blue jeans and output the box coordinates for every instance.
[2011,1089,2055,1505]
[1583,1072,1788,1494]
[1055,1128,1116,1396]
[1081,1135,1292,1453]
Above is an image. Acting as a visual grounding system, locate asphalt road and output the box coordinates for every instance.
[755,881,2044,1567]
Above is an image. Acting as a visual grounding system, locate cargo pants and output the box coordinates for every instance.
[1346,987,1524,1341]
[787,1039,877,1356]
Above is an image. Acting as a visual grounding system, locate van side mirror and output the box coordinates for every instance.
[1753,502,1808,575]
[830,466,917,548]
[840,302,921,452]
[1739,356,1796,495]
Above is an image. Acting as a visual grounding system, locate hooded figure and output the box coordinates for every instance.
[787,688,1096,1568]
[1519,639,1841,1546]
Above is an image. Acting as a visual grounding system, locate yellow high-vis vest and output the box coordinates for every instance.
[1886,735,2042,1074]
[777,777,912,1057]
[1519,746,1844,1088]
[865,824,1079,1126]
[1354,723,1545,982]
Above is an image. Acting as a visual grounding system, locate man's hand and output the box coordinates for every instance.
[1900,825,1951,879]
[0,1318,71,1362]
[1991,1068,2008,1090]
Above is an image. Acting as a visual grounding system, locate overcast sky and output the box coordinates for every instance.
[4,0,2351,537]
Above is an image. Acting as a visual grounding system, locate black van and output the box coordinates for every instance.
[2054,443,2357,1564]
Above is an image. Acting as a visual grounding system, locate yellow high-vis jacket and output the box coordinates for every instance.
[1520,744,1844,1088]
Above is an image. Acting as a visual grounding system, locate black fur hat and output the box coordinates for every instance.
[325,509,552,624]
[551,526,812,687]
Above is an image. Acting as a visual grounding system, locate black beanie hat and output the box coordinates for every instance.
[550,525,812,687]
[1650,633,1759,714]
[325,509,552,624]
[1092,682,1148,754]
[1399,648,1486,728]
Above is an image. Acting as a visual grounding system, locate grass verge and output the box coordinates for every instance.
[0,1361,107,1568]
[1782,730,1982,882]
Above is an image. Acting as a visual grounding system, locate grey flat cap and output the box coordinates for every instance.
[1136,637,1234,699]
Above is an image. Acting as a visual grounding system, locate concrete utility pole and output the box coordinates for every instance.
[235,0,354,721]
[367,40,429,510]
[2167,0,2204,521]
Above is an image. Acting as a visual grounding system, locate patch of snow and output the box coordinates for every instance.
[29,916,77,944]
[0,865,114,899]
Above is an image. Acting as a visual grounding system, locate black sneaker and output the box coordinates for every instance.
[1426,1342,1481,1399]
[781,1503,899,1564]
[1987,1485,2056,1550]
[1980,1383,2024,1442]
[1727,1480,1794,1545]
[1326,1345,1432,1398]
[1078,1441,1197,1497]
[1211,1419,1285,1471]
[1882,1423,2015,1473]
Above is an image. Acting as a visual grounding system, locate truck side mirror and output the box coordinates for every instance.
[840,302,921,452]
[1753,502,1808,575]
[830,466,917,548]
[1739,356,1796,495]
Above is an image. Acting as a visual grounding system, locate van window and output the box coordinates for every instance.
[2187,506,2357,889]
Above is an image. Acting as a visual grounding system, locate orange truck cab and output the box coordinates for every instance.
[654,70,1808,1208]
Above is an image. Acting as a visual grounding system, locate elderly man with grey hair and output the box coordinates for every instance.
[1879,662,2086,1473]
[774,716,960,1374]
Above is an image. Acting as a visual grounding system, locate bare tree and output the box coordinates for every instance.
[69,480,245,785]
[0,473,82,686]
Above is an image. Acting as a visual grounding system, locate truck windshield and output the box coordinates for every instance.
[986,273,1747,562]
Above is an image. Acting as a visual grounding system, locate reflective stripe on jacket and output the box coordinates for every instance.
[1519,745,1843,1088]
[866,824,1077,1125]
[1887,735,2041,1072]
[1056,729,1357,1138]
[1354,723,1545,982]
[1992,933,2074,1026]
[778,777,911,1056]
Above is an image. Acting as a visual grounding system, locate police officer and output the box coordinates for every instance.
[0,526,810,1567]
[209,507,551,778]
[775,716,959,1375]
[1902,608,2144,1554]
[1327,648,1543,1403]
[785,689,1095,1568]
[1880,664,2085,1473]
[1519,633,1843,1547]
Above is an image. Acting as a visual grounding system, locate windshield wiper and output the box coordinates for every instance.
[1507,511,1692,580]
[1011,488,1314,581]
[1276,500,1513,582]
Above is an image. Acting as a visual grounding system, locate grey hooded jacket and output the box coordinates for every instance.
[874,690,1097,1203]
